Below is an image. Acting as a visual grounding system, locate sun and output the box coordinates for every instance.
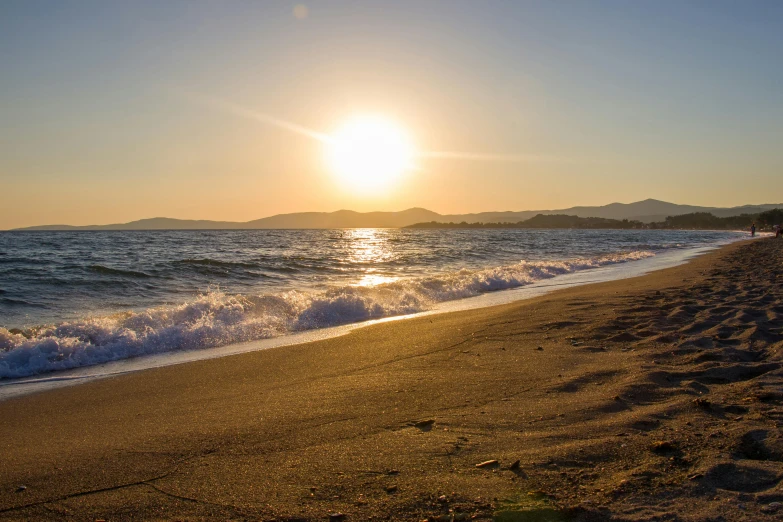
[326,115,414,194]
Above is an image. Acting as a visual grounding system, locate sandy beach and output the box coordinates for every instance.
[1,238,782,521]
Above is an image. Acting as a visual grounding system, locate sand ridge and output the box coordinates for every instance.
[1,239,782,521]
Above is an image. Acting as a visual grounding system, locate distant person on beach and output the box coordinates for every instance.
[775,224,781,238]
[751,222,756,237]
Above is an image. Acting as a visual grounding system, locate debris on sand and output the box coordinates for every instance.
[475,460,499,468]
[650,441,678,454]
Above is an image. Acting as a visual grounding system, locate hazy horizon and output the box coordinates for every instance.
[6,197,783,230]
[9,197,783,230]
[2,1,782,229]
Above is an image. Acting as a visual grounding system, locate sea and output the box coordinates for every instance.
[0,229,746,388]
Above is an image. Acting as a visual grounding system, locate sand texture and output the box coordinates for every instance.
[1,239,782,521]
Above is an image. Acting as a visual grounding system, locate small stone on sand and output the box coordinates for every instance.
[650,441,677,454]
[475,460,499,468]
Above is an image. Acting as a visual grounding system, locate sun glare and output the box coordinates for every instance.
[326,116,414,194]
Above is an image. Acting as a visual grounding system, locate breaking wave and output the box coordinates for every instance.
[0,251,653,379]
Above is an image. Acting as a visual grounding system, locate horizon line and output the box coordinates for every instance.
[7,199,783,230]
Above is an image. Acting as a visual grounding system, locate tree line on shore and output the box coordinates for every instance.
[405,209,783,230]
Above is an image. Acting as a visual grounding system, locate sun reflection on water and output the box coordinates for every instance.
[343,229,401,286]
[355,273,400,287]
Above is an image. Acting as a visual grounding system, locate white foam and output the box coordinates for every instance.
[0,251,655,379]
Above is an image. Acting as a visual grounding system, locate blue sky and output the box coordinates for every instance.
[1,1,782,228]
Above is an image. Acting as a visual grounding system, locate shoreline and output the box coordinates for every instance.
[0,239,742,401]
[1,239,781,520]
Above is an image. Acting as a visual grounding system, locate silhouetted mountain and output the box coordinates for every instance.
[441,200,783,224]
[244,208,442,228]
[407,214,644,229]
[553,199,783,222]
[16,218,244,231]
[13,209,443,230]
[11,200,783,230]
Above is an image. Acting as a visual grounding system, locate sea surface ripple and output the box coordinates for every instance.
[0,228,744,378]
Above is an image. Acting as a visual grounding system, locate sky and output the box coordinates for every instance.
[1,0,782,229]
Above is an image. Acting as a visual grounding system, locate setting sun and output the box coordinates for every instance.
[326,115,414,194]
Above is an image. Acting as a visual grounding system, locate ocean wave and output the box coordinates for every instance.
[174,258,260,269]
[635,243,686,251]
[0,257,51,265]
[0,251,654,379]
[87,265,152,278]
[0,297,44,307]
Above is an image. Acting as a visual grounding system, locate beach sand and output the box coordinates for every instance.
[1,239,782,521]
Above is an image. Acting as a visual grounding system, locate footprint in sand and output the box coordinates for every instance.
[702,462,783,493]
[735,429,783,462]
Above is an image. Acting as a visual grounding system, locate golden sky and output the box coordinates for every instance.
[2,1,782,228]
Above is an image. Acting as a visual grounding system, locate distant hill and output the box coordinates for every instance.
[15,209,443,231]
[15,218,245,231]
[440,200,783,224]
[243,208,442,229]
[11,199,783,230]
[407,214,644,229]
[408,208,783,231]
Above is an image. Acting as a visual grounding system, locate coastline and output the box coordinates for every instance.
[0,239,740,401]
[1,239,782,520]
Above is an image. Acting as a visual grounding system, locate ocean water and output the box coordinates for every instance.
[0,229,745,379]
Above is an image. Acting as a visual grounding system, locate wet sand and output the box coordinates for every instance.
[1,239,782,521]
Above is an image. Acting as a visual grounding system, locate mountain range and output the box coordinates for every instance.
[12,199,783,230]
